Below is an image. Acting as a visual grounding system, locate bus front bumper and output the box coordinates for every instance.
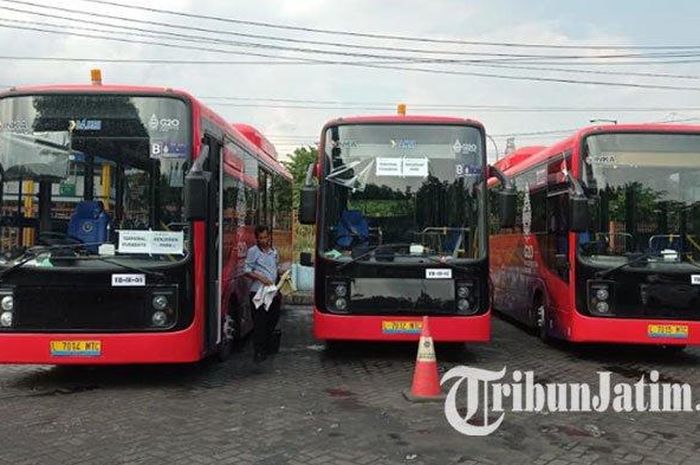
[570,313,700,345]
[313,307,490,342]
[0,327,203,364]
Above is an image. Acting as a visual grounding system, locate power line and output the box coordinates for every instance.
[3,54,700,82]
[79,0,700,51]
[0,0,649,60]
[2,22,700,93]
[6,2,700,66]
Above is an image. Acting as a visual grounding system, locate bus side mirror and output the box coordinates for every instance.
[499,189,517,228]
[569,196,590,232]
[184,145,210,221]
[299,186,317,225]
[184,171,209,221]
[298,162,317,225]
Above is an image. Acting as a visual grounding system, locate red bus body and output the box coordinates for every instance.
[489,123,700,346]
[0,84,292,364]
[308,115,491,342]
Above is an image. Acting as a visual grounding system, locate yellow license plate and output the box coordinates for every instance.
[648,324,689,339]
[382,320,422,334]
[50,340,102,357]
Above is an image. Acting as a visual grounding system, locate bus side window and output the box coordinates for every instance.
[258,169,273,227]
[545,191,569,281]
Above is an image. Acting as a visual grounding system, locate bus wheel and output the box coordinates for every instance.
[534,297,550,343]
[217,311,238,362]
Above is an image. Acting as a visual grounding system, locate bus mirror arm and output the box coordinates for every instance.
[488,165,517,229]
[184,145,211,221]
[299,162,318,225]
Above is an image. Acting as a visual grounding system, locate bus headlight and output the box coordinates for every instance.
[455,281,478,315]
[149,289,177,328]
[457,299,471,312]
[589,281,613,316]
[1,295,13,311]
[327,279,351,313]
[152,295,169,311]
[0,311,12,327]
[152,311,168,327]
[335,298,348,311]
[457,286,471,299]
[335,284,347,298]
[595,288,609,301]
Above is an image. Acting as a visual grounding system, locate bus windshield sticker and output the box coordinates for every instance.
[117,230,185,255]
[111,274,146,287]
[402,157,429,177]
[453,139,478,155]
[426,268,452,279]
[456,164,482,178]
[151,141,189,159]
[589,154,617,165]
[376,157,402,176]
[390,139,417,150]
[692,275,700,285]
[376,157,429,177]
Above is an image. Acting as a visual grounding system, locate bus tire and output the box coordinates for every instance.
[216,304,239,362]
[533,295,550,343]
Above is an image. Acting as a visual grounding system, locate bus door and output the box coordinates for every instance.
[202,135,223,352]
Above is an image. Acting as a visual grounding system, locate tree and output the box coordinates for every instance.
[281,146,318,258]
[282,146,318,208]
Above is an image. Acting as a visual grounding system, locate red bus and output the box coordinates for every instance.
[489,123,700,348]
[0,81,292,364]
[298,113,515,342]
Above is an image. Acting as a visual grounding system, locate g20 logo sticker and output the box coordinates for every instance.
[453,139,478,155]
[148,114,181,132]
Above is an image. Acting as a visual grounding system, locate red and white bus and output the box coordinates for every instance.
[489,123,700,348]
[0,79,292,364]
[299,113,515,342]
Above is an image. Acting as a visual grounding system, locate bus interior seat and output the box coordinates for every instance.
[67,201,111,252]
[335,210,369,249]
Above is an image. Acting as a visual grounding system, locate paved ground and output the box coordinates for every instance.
[1,306,699,465]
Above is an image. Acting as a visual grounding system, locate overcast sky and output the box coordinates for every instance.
[1,0,699,161]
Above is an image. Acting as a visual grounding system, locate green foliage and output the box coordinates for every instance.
[282,146,318,208]
[281,146,318,258]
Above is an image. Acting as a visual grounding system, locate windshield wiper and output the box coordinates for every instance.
[0,242,172,281]
[54,255,167,280]
[422,256,476,273]
[595,251,659,278]
[0,247,51,281]
[337,243,410,270]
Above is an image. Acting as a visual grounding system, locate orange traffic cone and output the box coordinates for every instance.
[403,316,445,402]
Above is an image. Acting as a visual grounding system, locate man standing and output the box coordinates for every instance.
[244,225,281,363]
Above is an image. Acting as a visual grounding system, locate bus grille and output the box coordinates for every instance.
[13,286,152,331]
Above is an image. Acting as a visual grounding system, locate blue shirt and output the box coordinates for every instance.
[245,245,279,293]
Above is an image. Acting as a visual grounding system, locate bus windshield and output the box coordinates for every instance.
[580,132,700,264]
[0,94,190,264]
[320,123,486,261]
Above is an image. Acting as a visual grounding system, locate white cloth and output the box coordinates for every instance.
[253,284,278,311]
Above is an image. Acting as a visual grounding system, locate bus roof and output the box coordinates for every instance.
[495,123,700,176]
[322,114,484,129]
[0,83,291,179]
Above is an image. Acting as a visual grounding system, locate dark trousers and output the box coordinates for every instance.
[250,292,281,354]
